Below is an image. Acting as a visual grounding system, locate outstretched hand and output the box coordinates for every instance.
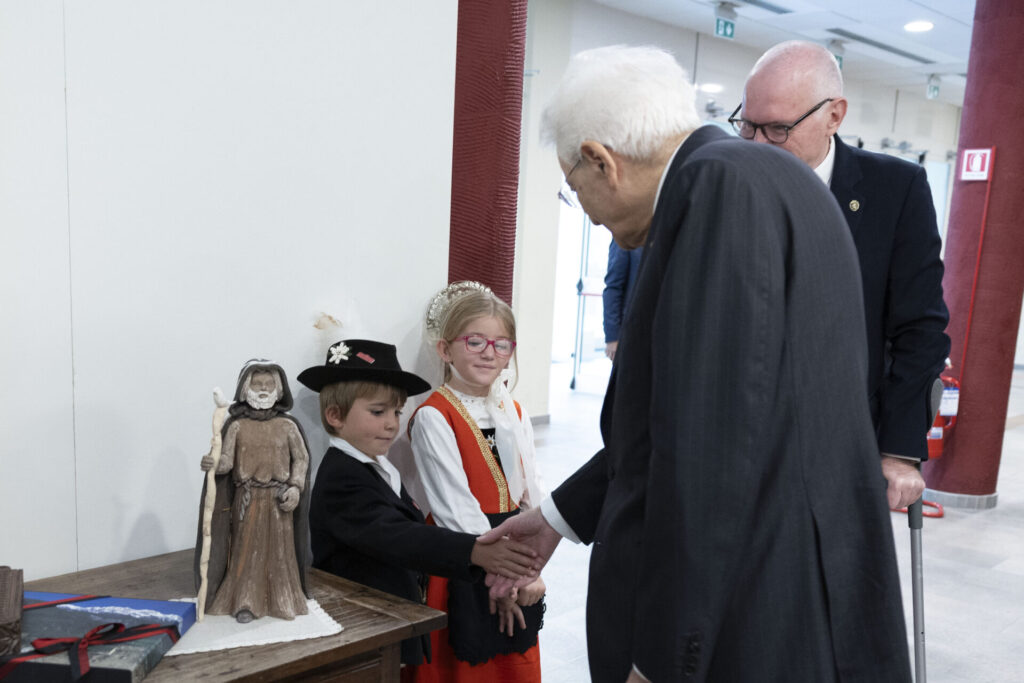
[470,537,538,579]
[477,507,561,599]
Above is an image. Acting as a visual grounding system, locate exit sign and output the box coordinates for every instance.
[715,18,735,39]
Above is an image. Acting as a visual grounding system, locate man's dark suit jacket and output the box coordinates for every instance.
[830,135,950,460]
[552,126,910,682]
[309,446,480,665]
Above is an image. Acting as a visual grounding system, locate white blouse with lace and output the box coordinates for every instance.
[410,385,543,535]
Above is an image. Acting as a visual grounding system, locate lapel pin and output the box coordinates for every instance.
[849,200,861,212]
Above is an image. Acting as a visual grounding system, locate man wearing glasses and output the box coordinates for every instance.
[733,41,950,512]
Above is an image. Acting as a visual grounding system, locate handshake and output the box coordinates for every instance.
[466,507,561,636]
[470,507,562,592]
[468,507,563,635]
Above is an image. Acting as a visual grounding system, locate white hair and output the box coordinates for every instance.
[541,45,700,164]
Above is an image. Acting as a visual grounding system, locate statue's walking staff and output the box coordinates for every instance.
[196,388,229,621]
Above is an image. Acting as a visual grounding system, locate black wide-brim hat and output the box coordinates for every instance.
[297,339,431,395]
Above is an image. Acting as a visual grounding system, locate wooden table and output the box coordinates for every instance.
[25,549,446,682]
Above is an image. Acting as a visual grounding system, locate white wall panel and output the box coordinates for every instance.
[2,1,456,575]
[0,1,78,579]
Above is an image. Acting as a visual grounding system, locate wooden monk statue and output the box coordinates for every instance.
[0,566,23,655]
[193,360,311,622]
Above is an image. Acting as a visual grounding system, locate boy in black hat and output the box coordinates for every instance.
[298,340,538,668]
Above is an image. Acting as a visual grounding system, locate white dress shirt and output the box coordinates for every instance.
[813,135,836,186]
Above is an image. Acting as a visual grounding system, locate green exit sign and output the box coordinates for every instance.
[715,18,735,39]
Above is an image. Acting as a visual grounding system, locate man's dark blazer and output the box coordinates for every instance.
[309,446,480,665]
[552,126,911,682]
[830,135,950,460]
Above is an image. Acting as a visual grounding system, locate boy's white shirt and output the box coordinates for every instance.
[410,384,544,536]
[330,435,402,497]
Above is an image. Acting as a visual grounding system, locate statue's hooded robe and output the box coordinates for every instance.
[194,359,312,611]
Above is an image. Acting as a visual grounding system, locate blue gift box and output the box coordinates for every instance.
[0,592,195,682]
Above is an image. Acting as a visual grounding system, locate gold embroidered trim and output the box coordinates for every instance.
[438,385,511,513]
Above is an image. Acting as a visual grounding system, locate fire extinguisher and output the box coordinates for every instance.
[927,365,960,460]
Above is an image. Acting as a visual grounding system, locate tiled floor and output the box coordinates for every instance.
[534,361,1024,683]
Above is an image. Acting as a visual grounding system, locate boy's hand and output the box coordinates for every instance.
[489,593,526,636]
[516,576,545,607]
[470,537,538,579]
[278,485,300,512]
[200,454,215,471]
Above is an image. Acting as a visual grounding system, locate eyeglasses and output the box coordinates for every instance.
[453,335,517,357]
[557,159,582,207]
[728,98,835,144]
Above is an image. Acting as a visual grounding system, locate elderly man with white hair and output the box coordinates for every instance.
[482,45,911,682]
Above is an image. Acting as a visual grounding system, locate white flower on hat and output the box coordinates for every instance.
[329,342,351,365]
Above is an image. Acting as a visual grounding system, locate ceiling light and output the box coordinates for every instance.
[904,20,934,33]
[697,83,724,94]
[826,39,846,57]
[715,2,738,21]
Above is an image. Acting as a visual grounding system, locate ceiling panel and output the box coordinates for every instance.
[593,0,974,105]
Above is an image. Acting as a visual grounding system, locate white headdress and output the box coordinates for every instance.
[425,280,493,342]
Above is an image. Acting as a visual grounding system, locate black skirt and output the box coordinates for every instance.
[445,509,545,665]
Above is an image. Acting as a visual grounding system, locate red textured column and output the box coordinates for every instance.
[447,0,528,304]
[923,0,1024,504]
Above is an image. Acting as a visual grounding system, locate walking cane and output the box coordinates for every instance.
[908,496,925,683]
[197,388,229,621]
[910,378,945,683]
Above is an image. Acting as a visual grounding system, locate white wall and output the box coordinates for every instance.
[0,1,458,579]
[0,0,78,577]
[513,0,574,418]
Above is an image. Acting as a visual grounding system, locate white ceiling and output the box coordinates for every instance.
[593,0,974,106]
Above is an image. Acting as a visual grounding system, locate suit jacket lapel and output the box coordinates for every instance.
[361,460,425,520]
[829,135,865,238]
[652,125,726,223]
[331,447,421,518]
[397,485,424,518]
[601,125,728,437]
[359,461,414,509]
